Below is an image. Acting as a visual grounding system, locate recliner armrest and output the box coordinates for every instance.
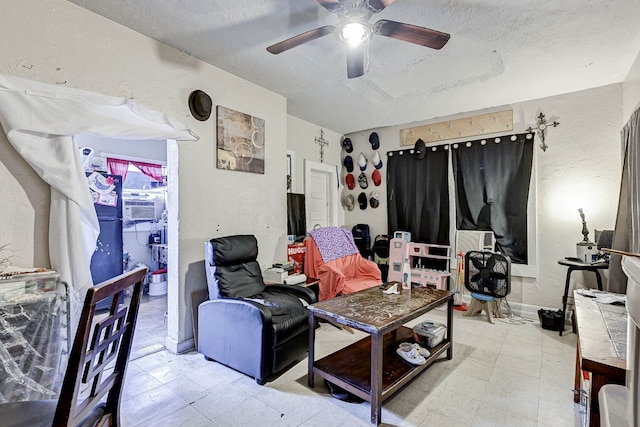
[198,297,273,327]
[197,298,273,382]
[265,284,317,304]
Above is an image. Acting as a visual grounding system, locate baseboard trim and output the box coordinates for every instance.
[165,336,195,354]
[460,294,542,321]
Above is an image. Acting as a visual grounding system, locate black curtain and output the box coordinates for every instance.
[387,146,449,245]
[452,133,534,263]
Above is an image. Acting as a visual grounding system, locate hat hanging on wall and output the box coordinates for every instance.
[369,191,379,209]
[341,137,353,153]
[188,90,213,121]
[358,152,368,171]
[358,172,368,189]
[369,132,380,150]
[372,151,383,169]
[372,169,381,186]
[358,192,368,210]
[345,173,356,190]
[343,194,355,211]
[343,155,354,172]
[414,138,426,160]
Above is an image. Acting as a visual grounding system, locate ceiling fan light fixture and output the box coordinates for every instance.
[338,22,371,46]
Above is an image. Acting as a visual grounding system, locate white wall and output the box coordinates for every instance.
[344,84,624,310]
[0,0,339,352]
[286,115,345,227]
[0,132,50,268]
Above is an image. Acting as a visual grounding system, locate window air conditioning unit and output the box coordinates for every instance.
[123,199,163,221]
[455,230,495,255]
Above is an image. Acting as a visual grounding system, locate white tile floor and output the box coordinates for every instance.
[120,306,583,427]
[129,293,168,360]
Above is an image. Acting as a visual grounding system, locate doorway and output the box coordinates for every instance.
[304,160,339,231]
[75,134,168,358]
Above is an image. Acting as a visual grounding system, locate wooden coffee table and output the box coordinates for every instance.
[307,285,454,425]
[573,291,626,426]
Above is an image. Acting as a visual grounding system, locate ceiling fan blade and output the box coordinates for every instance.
[267,26,335,54]
[346,42,366,79]
[373,20,450,50]
[315,0,344,12]
[367,0,396,12]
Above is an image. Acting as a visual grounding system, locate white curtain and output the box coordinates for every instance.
[610,107,640,293]
[0,73,197,325]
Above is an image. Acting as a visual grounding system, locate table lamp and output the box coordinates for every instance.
[577,208,597,262]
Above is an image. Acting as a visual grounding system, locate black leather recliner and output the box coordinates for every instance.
[198,235,316,384]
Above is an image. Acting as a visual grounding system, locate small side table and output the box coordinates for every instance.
[557,258,609,336]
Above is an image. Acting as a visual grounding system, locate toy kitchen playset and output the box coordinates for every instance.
[387,231,452,290]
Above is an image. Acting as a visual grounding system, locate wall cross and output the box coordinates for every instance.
[315,128,329,163]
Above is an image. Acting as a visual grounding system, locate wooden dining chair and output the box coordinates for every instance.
[0,266,147,427]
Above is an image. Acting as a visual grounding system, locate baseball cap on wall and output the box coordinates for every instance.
[358,172,368,189]
[372,151,383,169]
[369,132,380,150]
[358,152,368,171]
[369,191,379,208]
[358,192,368,210]
[343,155,354,172]
[342,137,353,153]
[343,194,355,211]
[345,173,355,190]
[372,169,381,186]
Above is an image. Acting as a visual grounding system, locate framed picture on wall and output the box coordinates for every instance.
[216,106,265,174]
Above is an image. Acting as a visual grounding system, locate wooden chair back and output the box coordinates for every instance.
[53,266,147,426]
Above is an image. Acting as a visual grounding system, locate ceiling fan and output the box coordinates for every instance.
[266,0,450,79]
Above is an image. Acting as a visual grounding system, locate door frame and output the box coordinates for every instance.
[304,160,339,231]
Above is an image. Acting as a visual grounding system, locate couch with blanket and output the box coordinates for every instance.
[304,227,382,301]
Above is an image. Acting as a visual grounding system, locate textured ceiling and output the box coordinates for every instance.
[67,0,640,134]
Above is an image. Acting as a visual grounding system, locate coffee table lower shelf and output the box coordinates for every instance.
[313,326,450,402]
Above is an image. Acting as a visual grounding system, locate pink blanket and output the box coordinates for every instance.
[304,235,381,301]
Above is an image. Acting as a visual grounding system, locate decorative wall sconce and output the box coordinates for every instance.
[526,112,560,152]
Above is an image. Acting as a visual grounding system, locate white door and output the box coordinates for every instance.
[304,160,338,231]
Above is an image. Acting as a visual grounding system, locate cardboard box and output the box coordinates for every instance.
[263,268,287,284]
[287,244,306,274]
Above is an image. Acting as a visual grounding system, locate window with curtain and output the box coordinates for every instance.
[451,133,534,264]
[107,157,163,182]
[386,145,450,246]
